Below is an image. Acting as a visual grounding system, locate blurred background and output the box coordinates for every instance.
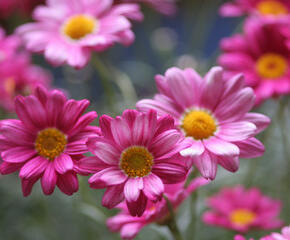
[0,0,289,239]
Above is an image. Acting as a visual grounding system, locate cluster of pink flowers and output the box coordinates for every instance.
[0,28,50,112]
[0,0,288,240]
[219,0,290,104]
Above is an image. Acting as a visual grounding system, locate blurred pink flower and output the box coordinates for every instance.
[107,176,209,240]
[0,29,51,112]
[235,235,254,240]
[220,0,290,22]
[219,20,290,105]
[78,109,190,217]
[17,0,142,68]
[203,186,283,233]
[118,0,177,15]
[0,86,99,196]
[137,66,270,180]
[262,225,290,240]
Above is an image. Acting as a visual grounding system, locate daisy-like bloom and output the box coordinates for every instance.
[136,66,270,180]
[262,226,290,240]
[220,0,290,22]
[79,109,190,217]
[0,28,20,62]
[202,186,283,233]
[17,0,142,69]
[219,20,290,105]
[0,86,99,196]
[118,0,177,15]
[107,176,209,240]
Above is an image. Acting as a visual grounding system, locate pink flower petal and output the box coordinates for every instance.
[152,163,187,184]
[21,177,40,197]
[111,116,131,149]
[204,137,239,156]
[120,223,144,240]
[19,156,49,179]
[41,162,57,195]
[2,147,36,163]
[180,140,205,157]
[124,178,143,202]
[54,153,74,174]
[102,183,125,209]
[218,121,256,141]
[56,172,79,196]
[68,111,98,136]
[143,173,164,201]
[0,162,22,175]
[243,113,271,134]
[234,137,265,158]
[46,90,66,126]
[126,191,147,217]
[194,151,218,180]
[218,155,240,172]
[89,167,127,187]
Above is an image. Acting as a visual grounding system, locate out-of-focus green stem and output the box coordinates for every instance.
[92,55,116,114]
[164,195,183,240]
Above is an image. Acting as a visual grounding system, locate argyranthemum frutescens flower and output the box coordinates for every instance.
[107,176,209,240]
[78,109,190,217]
[203,186,283,233]
[17,0,143,68]
[0,86,99,196]
[137,66,270,180]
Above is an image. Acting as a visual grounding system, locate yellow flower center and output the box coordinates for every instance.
[35,128,67,160]
[4,77,15,95]
[230,209,256,226]
[181,110,217,140]
[63,14,97,40]
[256,53,288,79]
[120,146,154,178]
[257,0,288,16]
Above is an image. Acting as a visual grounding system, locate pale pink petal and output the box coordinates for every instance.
[218,121,256,141]
[234,138,265,158]
[194,151,218,180]
[243,113,271,134]
[204,137,240,156]
[124,178,143,202]
[180,140,205,157]
[142,173,164,201]
[41,162,57,195]
[120,223,144,240]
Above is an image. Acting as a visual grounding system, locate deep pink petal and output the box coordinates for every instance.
[243,113,271,134]
[21,177,40,197]
[234,138,265,158]
[218,155,240,172]
[124,178,143,202]
[111,116,131,149]
[152,163,187,184]
[19,156,49,179]
[89,167,127,187]
[54,153,73,174]
[56,172,79,195]
[126,191,147,217]
[41,162,57,195]
[0,162,23,175]
[102,183,125,209]
[2,147,36,163]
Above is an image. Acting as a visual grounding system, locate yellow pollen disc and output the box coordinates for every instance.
[63,15,97,40]
[35,128,67,160]
[257,0,288,16]
[120,146,154,178]
[181,110,217,140]
[256,53,288,79]
[230,209,257,226]
[4,77,16,95]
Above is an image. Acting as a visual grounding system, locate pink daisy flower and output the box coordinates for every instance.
[219,20,290,105]
[107,176,209,240]
[220,0,290,22]
[136,66,270,180]
[78,109,190,217]
[17,0,142,68]
[202,186,283,233]
[0,86,99,196]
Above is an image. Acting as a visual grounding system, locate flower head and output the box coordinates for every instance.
[107,176,209,240]
[219,20,290,105]
[137,66,270,180]
[0,86,99,196]
[78,109,190,217]
[17,0,142,68]
[220,0,290,22]
[203,186,283,233]
[0,29,51,112]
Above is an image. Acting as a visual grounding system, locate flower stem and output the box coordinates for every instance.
[164,195,183,240]
[92,55,116,114]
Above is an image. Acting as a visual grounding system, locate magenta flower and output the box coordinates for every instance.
[0,86,99,196]
[79,109,190,217]
[17,0,142,68]
[219,20,290,105]
[107,177,209,240]
[203,186,283,233]
[220,0,290,22]
[262,225,290,240]
[0,29,51,112]
[137,66,270,180]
